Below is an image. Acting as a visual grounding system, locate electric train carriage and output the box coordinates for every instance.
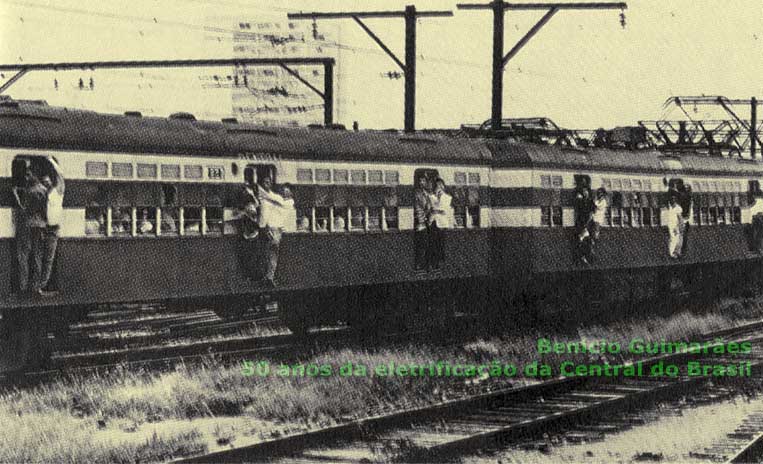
[2,97,763,371]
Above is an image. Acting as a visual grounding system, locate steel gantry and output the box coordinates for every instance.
[288,6,453,133]
[457,1,627,130]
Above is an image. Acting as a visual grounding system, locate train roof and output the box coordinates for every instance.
[1,97,763,177]
[0,98,492,165]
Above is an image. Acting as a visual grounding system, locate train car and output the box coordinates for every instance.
[1,96,763,371]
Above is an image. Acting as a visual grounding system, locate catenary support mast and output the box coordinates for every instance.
[288,6,453,133]
[457,1,627,130]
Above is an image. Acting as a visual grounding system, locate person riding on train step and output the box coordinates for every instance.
[427,177,453,271]
[257,175,289,288]
[667,195,684,259]
[13,167,53,297]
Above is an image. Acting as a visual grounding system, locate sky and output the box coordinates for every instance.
[0,0,762,130]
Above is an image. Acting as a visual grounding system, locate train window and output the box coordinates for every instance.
[612,179,622,190]
[540,206,551,226]
[85,207,107,236]
[622,208,632,227]
[651,208,661,227]
[206,207,224,235]
[470,173,482,186]
[642,207,652,227]
[540,175,551,188]
[315,169,331,183]
[296,169,313,183]
[709,207,718,225]
[244,166,255,185]
[333,169,348,184]
[137,164,157,179]
[112,162,133,178]
[604,207,612,226]
[633,179,642,190]
[350,207,366,230]
[701,181,709,191]
[184,165,203,179]
[468,206,480,227]
[183,207,202,235]
[718,207,726,225]
[112,206,132,236]
[86,161,108,177]
[602,178,612,190]
[453,206,467,228]
[231,163,239,178]
[315,207,330,232]
[711,181,719,192]
[733,207,742,224]
[351,170,367,185]
[693,205,701,226]
[693,181,702,192]
[384,207,399,230]
[611,207,622,227]
[368,170,383,185]
[161,164,181,179]
[333,207,347,232]
[550,207,561,227]
[368,207,382,231]
[700,207,709,225]
[296,207,312,232]
[137,207,157,235]
[622,179,632,190]
[643,179,652,191]
[632,207,642,227]
[384,171,399,185]
[161,208,178,235]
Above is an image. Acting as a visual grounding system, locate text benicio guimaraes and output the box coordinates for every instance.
[538,338,752,355]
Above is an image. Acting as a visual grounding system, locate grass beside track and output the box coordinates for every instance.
[2,297,762,463]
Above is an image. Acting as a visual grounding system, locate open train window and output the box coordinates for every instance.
[137,207,157,235]
[206,207,224,235]
[244,164,277,186]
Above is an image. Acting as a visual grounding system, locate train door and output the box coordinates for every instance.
[10,154,62,292]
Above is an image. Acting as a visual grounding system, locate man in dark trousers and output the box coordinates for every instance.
[414,174,432,270]
[13,169,49,296]
[678,184,692,256]
[574,179,594,265]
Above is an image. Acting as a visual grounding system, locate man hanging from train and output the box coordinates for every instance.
[678,184,692,256]
[232,176,261,280]
[587,187,609,262]
[12,165,49,296]
[257,174,289,287]
[667,193,684,259]
[573,177,594,265]
[38,156,65,295]
[414,173,432,270]
[427,177,453,271]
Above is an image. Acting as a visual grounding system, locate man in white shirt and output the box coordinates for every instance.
[257,176,287,286]
[39,157,65,294]
[427,178,453,270]
[667,195,684,259]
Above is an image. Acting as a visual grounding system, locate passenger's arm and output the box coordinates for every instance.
[48,156,65,193]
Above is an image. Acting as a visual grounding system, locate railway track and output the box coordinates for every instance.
[176,321,763,463]
[0,302,466,388]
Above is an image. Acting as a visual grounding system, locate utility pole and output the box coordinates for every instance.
[288,6,453,133]
[457,1,627,130]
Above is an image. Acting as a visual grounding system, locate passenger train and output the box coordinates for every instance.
[1,95,762,371]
